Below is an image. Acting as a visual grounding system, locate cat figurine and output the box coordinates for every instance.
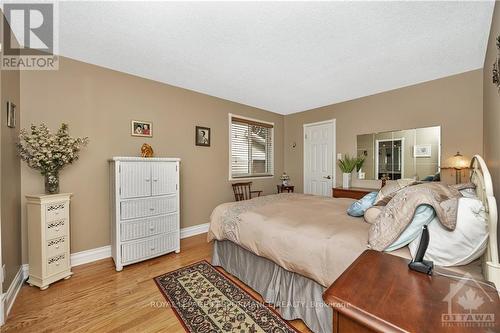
[141,143,154,158]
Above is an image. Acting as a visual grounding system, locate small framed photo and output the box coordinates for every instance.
[413,144,432,157]
[195,126,210,147]
[7,101,16,128]
[131,120,153,137]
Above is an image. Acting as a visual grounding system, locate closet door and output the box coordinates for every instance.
[120,162,151,198]
[151,162,177,196]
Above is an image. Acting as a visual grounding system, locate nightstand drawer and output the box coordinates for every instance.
[46,219,68,239]
[120,214,178,242]
[45,202,68,222]
[46,236,68,258]
[46,253,69,276]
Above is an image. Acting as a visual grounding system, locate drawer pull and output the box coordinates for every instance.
[150,247,155,251]
[149,227,155,231]
[145,179,150,182]
[153,179,158,182]
[56,245,60,249]
[149,208,155,211]
[56,263,60,266]
[55,228,60,232]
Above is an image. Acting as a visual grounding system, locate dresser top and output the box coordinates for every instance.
[26,193,72,202]
[110,157,181,162]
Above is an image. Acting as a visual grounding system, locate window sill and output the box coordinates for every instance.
[229,175,275,181]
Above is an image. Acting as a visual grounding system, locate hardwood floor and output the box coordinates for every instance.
[2,234,312,333]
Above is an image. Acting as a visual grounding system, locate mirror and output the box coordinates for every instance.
[356,126,441,181]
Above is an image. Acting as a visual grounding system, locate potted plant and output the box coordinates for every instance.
[17,123,89,194]
[338,155,357,189]
[355,156,365,179]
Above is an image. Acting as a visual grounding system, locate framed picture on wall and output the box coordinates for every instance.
[195,126,210,147]
[131,120,153,137]
[413,144,432,157]
[7,101,16,128]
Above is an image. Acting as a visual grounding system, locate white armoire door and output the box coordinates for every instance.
[304,120,335,196]
[120,162,151,198]
[151,162,177,196]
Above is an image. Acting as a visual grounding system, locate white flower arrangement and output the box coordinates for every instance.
[280,172,290,185]
[17,123,88,193]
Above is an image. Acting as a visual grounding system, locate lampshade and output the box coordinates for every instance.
[451,152,469,169]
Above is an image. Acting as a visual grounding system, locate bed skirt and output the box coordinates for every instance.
[212,240,333,333]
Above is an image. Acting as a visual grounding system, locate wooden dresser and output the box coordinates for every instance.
[332,187,374,200]
[26,193,73,290]
[110,157,180,271]
[323,250,500,333]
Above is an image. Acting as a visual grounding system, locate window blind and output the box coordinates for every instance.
[231,116,273,178]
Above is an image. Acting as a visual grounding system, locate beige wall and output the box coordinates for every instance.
[20,57,284,259]
[1,34,22,291]
[285,69,483,192]
[483,1,500,254]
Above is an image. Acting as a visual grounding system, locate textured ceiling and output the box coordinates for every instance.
[55,1,494,114]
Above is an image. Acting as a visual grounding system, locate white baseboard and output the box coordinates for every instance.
[21,222,209,273]
[180,223,209,239]
[2,265,25,323]
[70,245,112,267]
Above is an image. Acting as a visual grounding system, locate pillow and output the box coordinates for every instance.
[384,204,435,251]
[408,198,488,266]
[347,192,378,217]
[459,188,477,198]
[374,179,417,206]
[364,206,382,224]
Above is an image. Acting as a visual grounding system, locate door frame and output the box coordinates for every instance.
[375,137,405,179]
[303,119,336,194]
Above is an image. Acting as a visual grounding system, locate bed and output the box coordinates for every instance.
[208,155,500,333]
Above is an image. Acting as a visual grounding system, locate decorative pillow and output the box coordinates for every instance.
[364,206,382,224]
[384,204,435,251]
[347,192,378,217]
[374,179,417,206]
[408,198,488,266]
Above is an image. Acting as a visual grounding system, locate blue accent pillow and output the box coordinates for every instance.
[347,192,378,217]
[385,204,435,252]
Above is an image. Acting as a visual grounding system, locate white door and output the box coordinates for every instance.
[120,162,151,198]
[151,162,178,196]
[304,120,335,196]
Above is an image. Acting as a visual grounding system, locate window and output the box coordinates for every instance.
[229,114,274,179]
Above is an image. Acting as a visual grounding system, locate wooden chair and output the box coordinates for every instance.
[232,182,262,201]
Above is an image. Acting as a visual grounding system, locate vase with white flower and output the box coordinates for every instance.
[280,172,290,186]
[17,123,89,194]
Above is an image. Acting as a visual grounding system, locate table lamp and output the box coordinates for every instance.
[451,152,469,184]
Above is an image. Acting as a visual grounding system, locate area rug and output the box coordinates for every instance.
[154,260,299,333]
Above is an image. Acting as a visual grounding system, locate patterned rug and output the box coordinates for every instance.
[154,261,299,333]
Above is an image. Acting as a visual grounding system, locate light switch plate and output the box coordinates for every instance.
[337,153,342,160]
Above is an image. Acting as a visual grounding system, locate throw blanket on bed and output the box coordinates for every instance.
[208,193,371,287]
[368,182,474,251]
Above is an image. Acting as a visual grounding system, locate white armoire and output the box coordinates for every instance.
[109,157,180,271]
